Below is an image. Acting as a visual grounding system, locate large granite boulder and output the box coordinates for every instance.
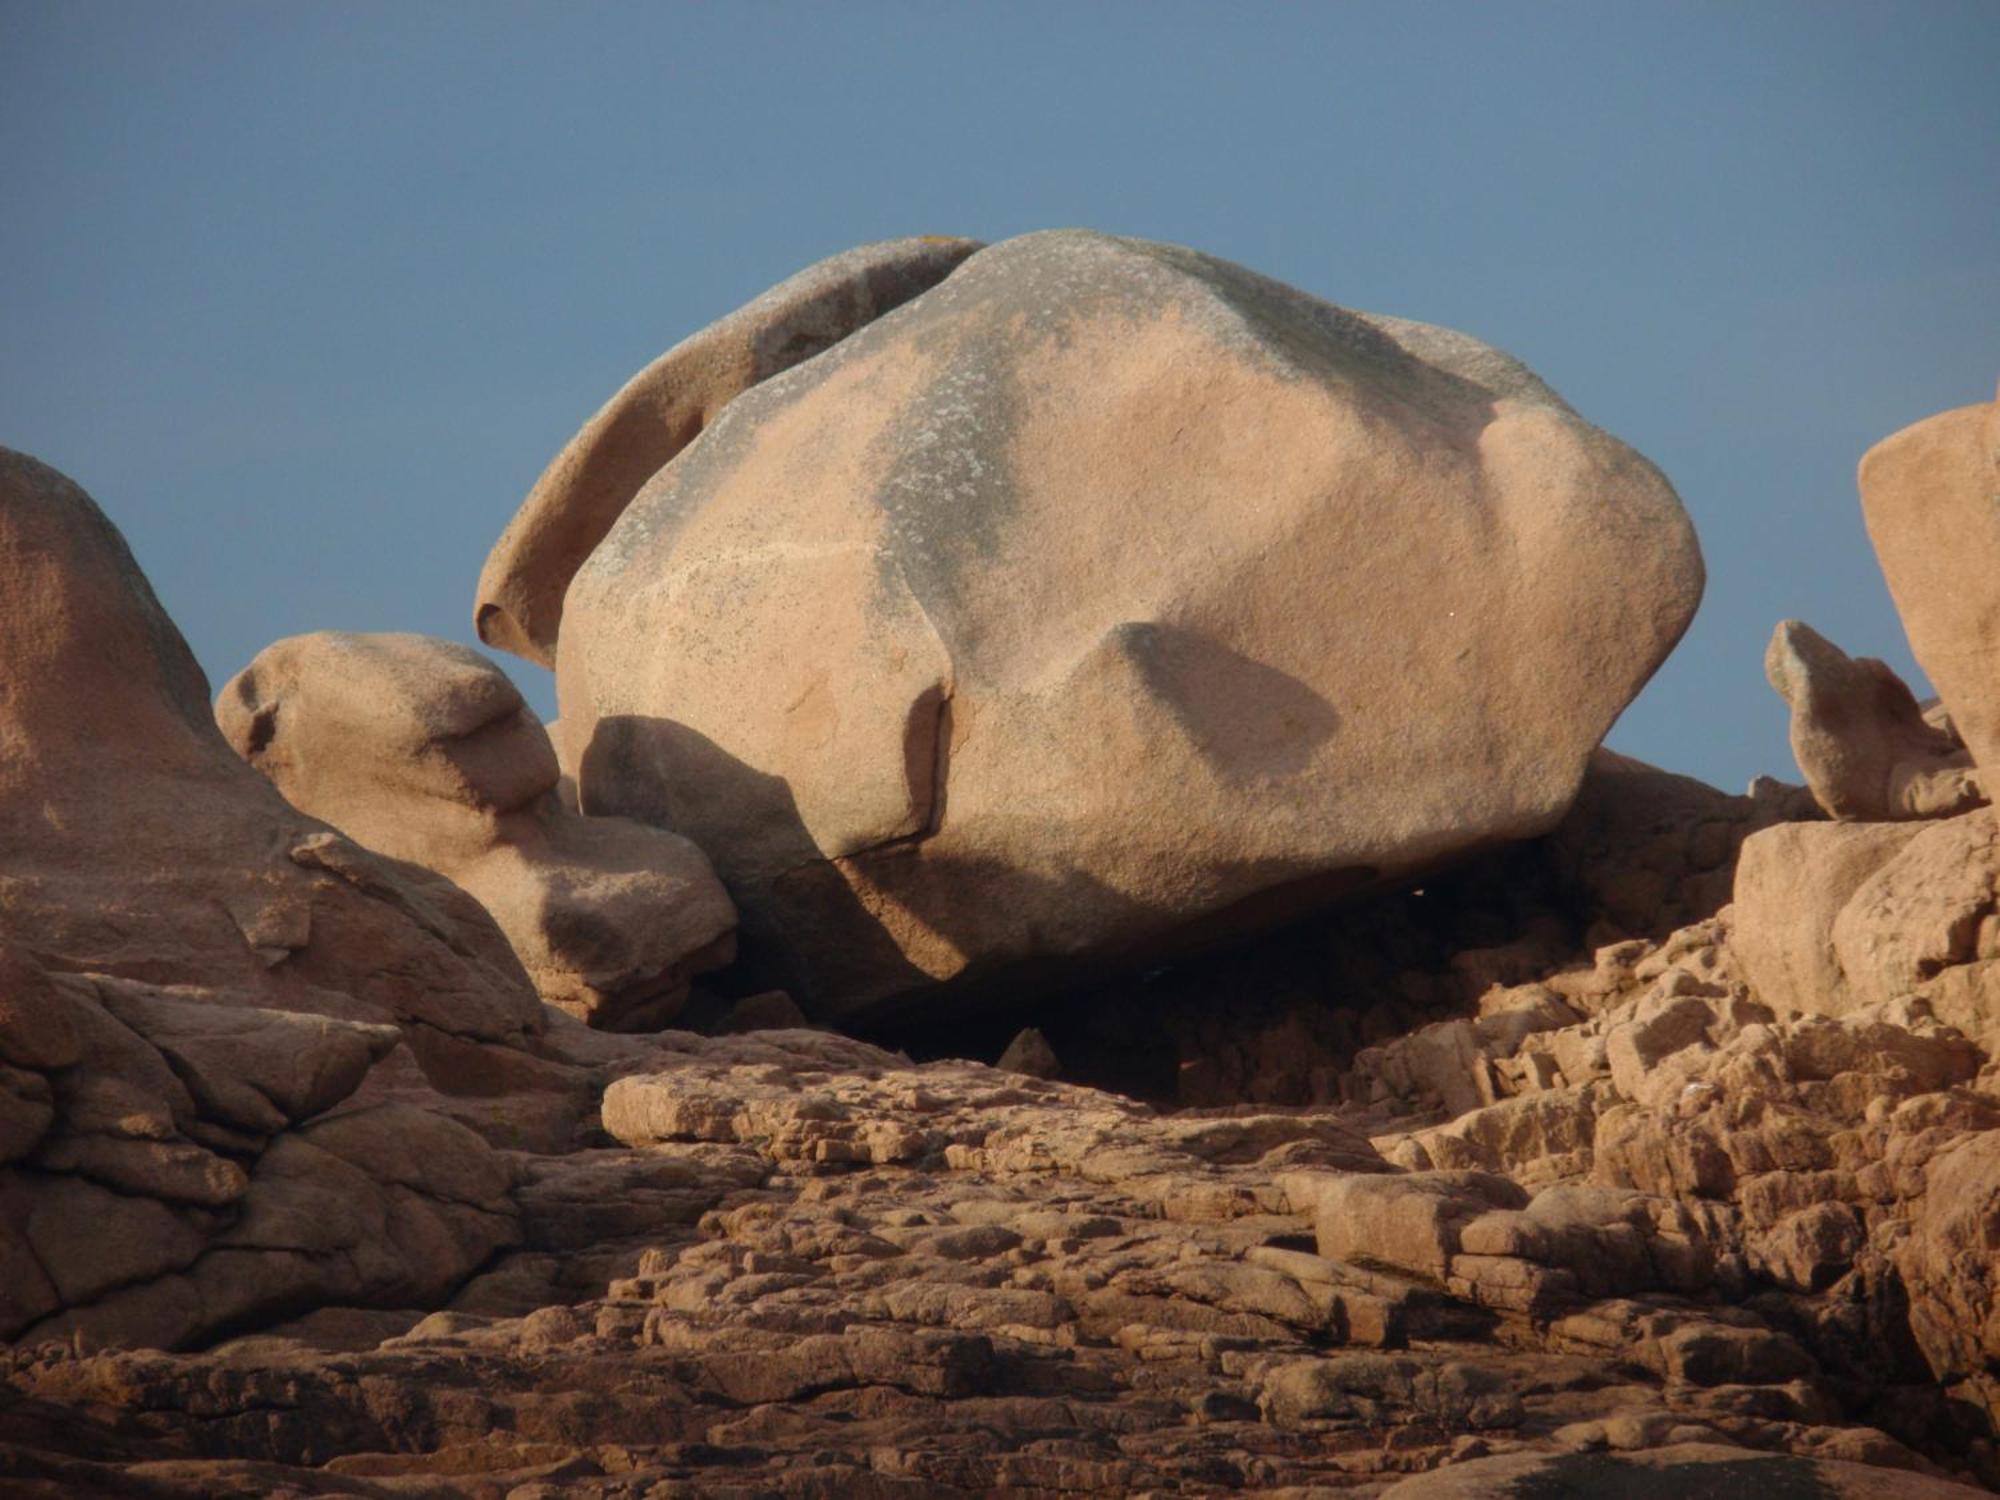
[489,230,1705,1019]
[217,631,738,1031]
[1860,381,2000,775]
[0,450,536,1348]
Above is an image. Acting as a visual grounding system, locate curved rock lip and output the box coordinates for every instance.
[475,234,986,667]
[550,229,1705,1021]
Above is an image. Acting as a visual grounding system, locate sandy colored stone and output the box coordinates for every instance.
[1897,1130,2000,1425]
[218,632,737,1029]
[2,999,1997,1491]
[1312,1170,1528,1281]
[995,1025,1061,1079]
[0,450,543,1047]
[1765,619,1984,820]
[1859,382,2000,776]
[0,453,538,1351]
[475,235,984,666]
[1732,817,1925,1019]
[1830,807,2000,1043]
[551,229,1703,1018]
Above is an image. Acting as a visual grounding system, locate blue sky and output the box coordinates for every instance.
[4,1,1995,792]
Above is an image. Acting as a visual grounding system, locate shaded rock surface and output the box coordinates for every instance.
[876,747,1812,1112]
[217,631,737,1030]
[543,229,1704,1020]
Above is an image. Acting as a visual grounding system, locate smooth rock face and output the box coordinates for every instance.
[1765,618,1984,820]
[1860,383,2000,776]
[550,229,1704,1017]
[218,632,737,1030]
[0,451,537,1349]
[475,235,985,667]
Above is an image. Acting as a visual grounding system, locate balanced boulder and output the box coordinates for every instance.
[217,632,737,1030]
[503,230,1704,1019]
[1860,380,2000,775]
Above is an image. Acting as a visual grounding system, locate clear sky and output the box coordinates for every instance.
[4,1,1995,793]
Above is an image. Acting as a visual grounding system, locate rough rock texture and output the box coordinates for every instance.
[475,235,985,667]
[1733,818,1928,1021]
[1544,747,1819,942]
[1379,1443,1990,1498]
[1766,618,1985,821]
[0,517,1990,1490]
[0,452,554,1352]
[5,987,1997,1496]
[546,229,1704,1019]
[1735,807,2000,1048]
[1860,382,2000,776]
[217,632,737,1030]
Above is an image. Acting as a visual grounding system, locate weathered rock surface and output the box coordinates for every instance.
[541,228,1704,1018]
[887,746,1806,1115]
[475,234,986,667]
[0,451,543,1047]
[1766,618,1985,821]
[1860,381,2000,776]
[1733,818,1928,1020]
[4,989,1996,1495]
[1735,807,2000,1047]
[0,452,557,1353]
[1380,1443,1990,1498]
[217,631,737,1029]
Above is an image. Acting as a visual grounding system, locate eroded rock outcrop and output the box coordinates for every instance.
[6,997,1995,1495]
[529,229,1703,1018]
[1734,807,2000,1047]
[0,452,539,1352]
[0,452,542,1047]
[1766,618,1984,821]
[217,632,737,1030]
[7,276,1999,1500]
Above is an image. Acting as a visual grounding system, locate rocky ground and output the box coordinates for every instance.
[5,857,1999,1496]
